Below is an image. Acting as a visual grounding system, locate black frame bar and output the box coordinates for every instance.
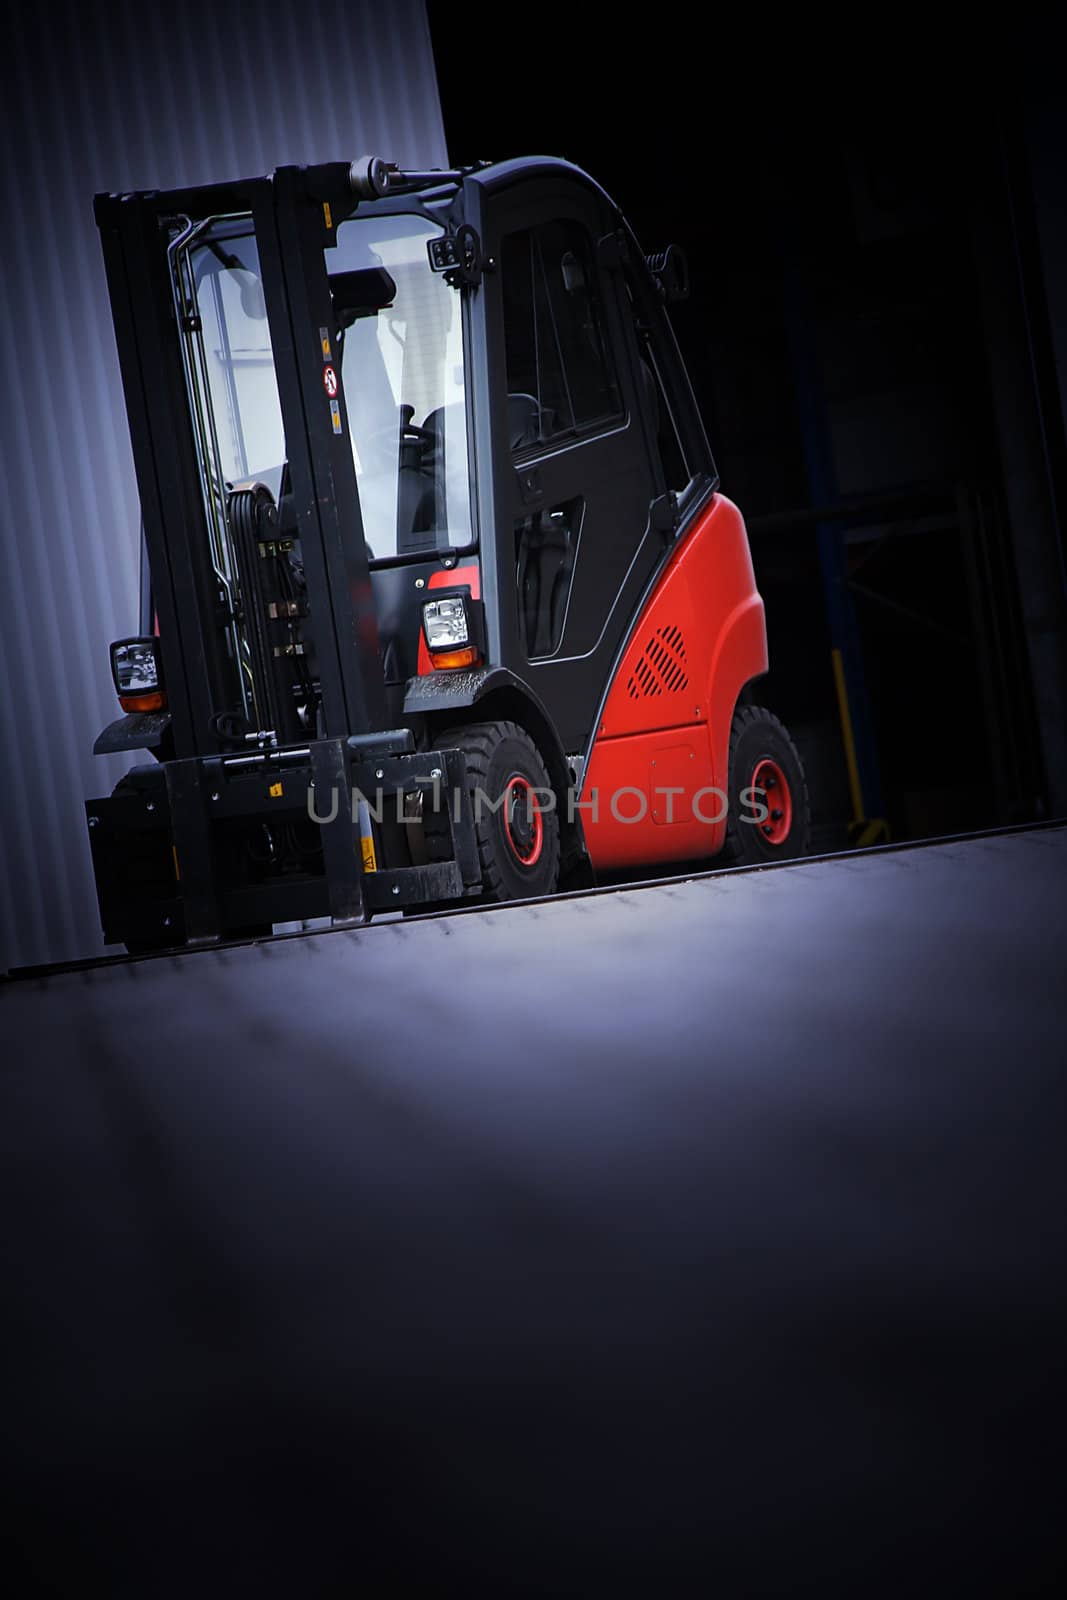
[252,166,386,740]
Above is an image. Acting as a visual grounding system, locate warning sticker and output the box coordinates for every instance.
[319,326,332,361]
[322,365,338,397]
[268,781,284,799]
[329,399,343,435]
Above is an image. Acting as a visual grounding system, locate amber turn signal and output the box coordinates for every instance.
[118,690,167,713]
[429,645,480,670]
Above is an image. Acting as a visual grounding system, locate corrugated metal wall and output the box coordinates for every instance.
[0,0,446,972]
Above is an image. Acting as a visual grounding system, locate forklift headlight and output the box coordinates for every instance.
[421,592,482,670]
[110,636,166,713]
[422,596,470,650]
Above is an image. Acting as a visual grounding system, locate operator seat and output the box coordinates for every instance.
[395,417,437,556]
[420,402,469,543]
[508,392,575,658]
[508,392,543,450]
[517,504,576,658]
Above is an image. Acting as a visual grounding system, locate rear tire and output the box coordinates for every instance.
[719,704,811,866]
[437,720,561,903]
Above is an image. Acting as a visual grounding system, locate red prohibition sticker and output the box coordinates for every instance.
[322,365,338,397]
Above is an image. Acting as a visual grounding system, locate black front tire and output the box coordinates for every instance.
[437,720,561,903]
[719,704,811,866]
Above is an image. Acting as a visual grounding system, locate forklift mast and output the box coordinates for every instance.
[97,161,393,758]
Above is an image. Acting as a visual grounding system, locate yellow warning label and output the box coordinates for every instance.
[269,781,283,799]
[360,835,378,873]
[323,201,333,230]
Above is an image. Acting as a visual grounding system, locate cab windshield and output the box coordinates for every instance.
[333,211,473,560]
[179,210,473,566]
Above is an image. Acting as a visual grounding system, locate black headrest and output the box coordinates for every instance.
[507,393,543,450]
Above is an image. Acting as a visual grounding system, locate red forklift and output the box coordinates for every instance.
[87,153,809,949]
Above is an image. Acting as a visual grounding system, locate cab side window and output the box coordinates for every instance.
[641,344,690,492]
[501,220,623,450]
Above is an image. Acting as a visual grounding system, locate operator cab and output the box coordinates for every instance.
[153,156,706,758]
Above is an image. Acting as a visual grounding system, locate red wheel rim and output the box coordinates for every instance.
[503,775,544,867]
[751,757,793,846]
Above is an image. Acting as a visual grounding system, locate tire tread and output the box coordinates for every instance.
[720,704,811,866]
[438,720,560,902]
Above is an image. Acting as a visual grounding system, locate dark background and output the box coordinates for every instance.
[430,14,1067,850]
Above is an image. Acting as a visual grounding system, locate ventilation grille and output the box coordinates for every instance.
[627,625,689,699]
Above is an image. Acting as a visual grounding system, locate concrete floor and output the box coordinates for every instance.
[2,828,1065,1593]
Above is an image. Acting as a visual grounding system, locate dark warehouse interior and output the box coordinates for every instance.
[431,16,1067,850]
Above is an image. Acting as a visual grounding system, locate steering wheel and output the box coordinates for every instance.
[398,403,435,445]
[357,404,435,467]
